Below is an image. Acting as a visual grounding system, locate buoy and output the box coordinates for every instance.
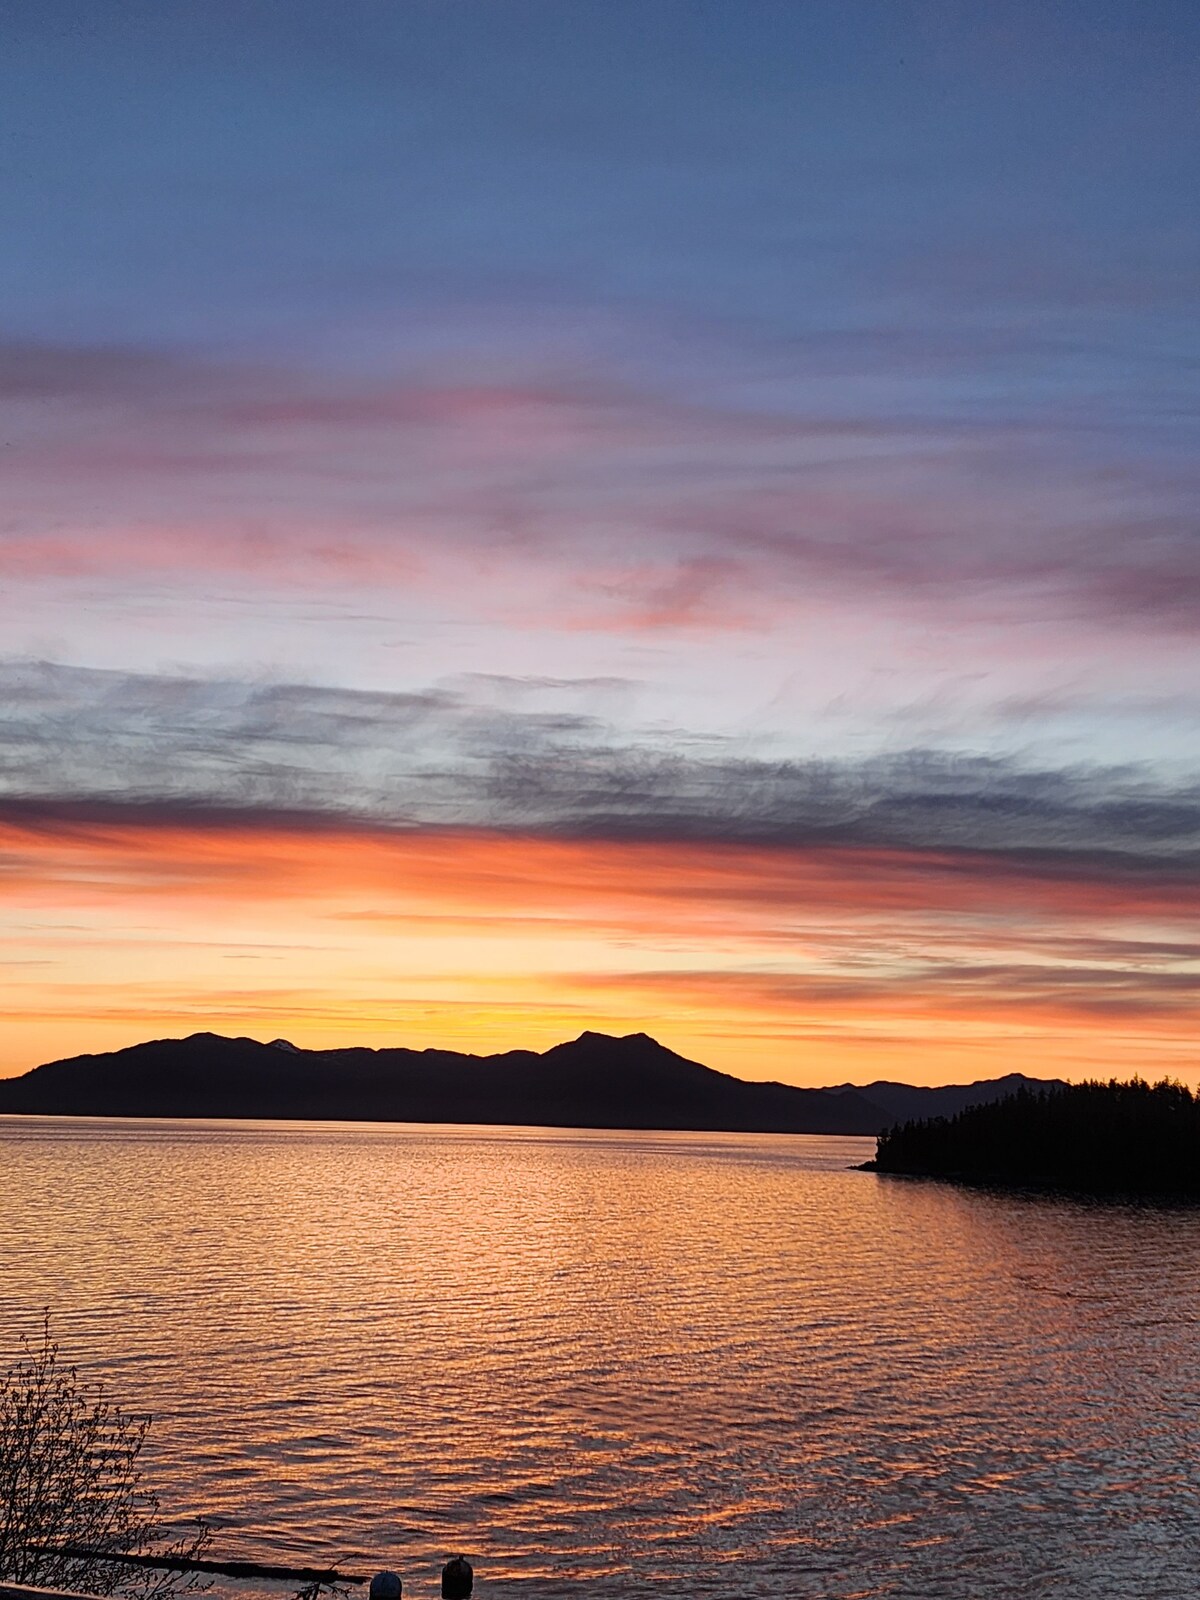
[441,1555,473,1598]
[368,1573,402,1600]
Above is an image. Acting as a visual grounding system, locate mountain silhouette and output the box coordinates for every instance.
[821,1072,1060,1127]
[0,1031,1060,1135]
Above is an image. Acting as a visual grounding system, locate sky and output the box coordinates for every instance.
[1,0,1198,1085]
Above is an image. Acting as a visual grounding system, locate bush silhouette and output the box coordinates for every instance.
[0,1316,208,1597]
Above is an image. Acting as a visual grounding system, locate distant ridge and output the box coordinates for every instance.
[0,1031,1061,1136]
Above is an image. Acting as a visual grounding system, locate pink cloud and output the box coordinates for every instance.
[3,336,1197,640]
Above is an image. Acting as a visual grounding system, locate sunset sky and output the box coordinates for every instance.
[2,1,1198,1085]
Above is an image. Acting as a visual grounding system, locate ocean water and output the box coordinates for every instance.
[2,1116,1199,1600]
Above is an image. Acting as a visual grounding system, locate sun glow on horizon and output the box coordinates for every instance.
[2,815,1196,1088]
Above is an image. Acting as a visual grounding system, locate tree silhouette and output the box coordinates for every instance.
[872,1077,1200,1194]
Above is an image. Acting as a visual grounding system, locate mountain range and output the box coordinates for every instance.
[0,1031,1062,1135]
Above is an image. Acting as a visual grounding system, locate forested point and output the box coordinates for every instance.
[865,1078,1200,1195]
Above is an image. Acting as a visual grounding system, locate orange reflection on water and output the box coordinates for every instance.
[3,1119,1199,1595]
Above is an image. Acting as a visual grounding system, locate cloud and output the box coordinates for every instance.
[5,814,1194,1076]
[2,660,1199,889]
[0,341,193,401]
[576,963,1200,1026]
[3,334,1198,633]
[3,659,1195,1080]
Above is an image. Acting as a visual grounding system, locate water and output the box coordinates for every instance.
[2,1116,1200,1599]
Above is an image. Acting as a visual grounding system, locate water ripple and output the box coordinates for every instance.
[2,1117,1200,1599]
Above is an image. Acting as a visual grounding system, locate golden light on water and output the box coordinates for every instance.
[3,1117,1199,1595]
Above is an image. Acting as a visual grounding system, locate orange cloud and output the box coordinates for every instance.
[3,811,1197,917]
[2,812,1197,1084]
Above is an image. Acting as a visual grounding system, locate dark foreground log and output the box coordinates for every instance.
[21,1549,368,1585]
[2,1585,103,1600]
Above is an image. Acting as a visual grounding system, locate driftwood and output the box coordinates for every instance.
[20,1548,368,1585]
[2,1585,107,1600]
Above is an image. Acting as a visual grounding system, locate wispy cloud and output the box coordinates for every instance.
[3,334,1197,633]
[3,661,1199,882]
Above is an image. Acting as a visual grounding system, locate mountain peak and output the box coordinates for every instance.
[574,1029,657,1046]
